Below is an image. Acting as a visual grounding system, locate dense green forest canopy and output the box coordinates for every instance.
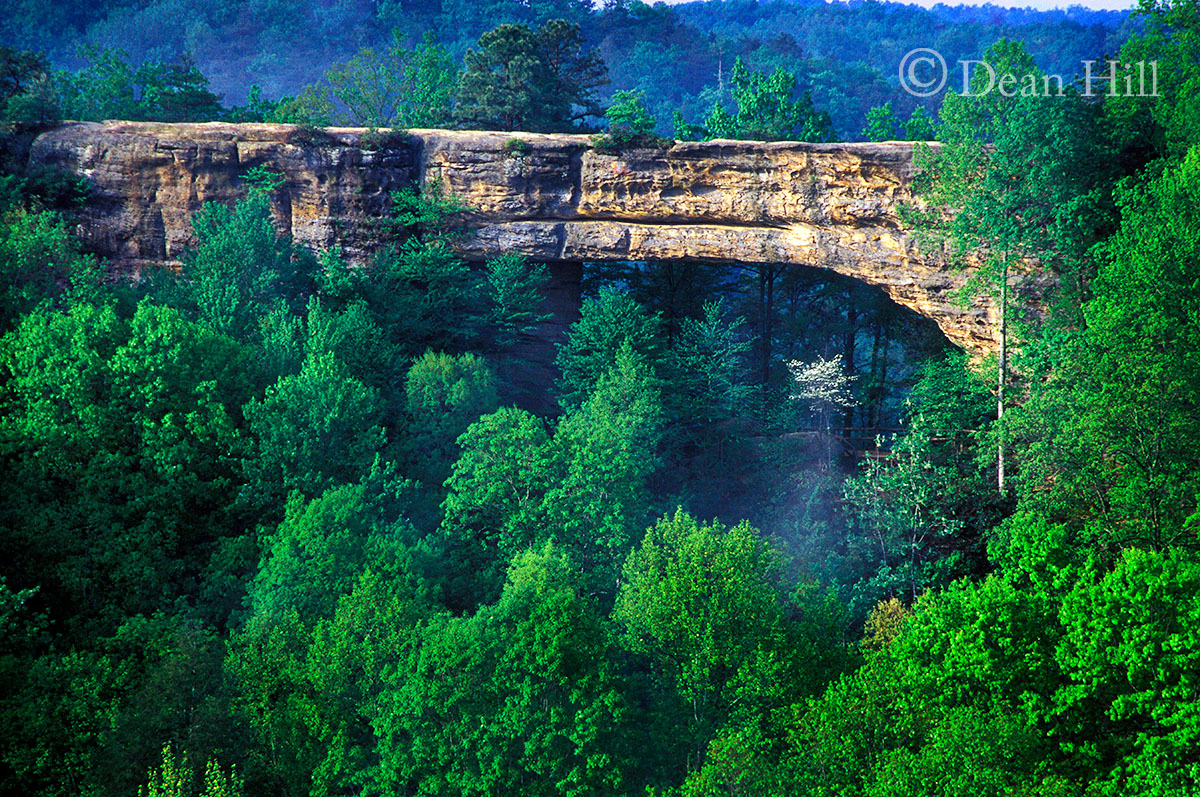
[0,0,1138,137]
[4,0,1200,794]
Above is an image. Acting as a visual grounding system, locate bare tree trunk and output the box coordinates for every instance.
[997,261,1007,496]
[755,265,778,386]
[879,332,890,420]
[843,293,857,432]
[867,319,882,427]
[764,266,775,384]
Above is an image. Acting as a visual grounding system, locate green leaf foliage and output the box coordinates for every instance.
[1056,546,1200,796]
[616,509,835,774]
[862,101,899,142]
[481,251,551,349]
[0,208,99,333]
[404,350,499,486]
[244,351,385,500]
[373,543,626,795]
[438,406,561,608]
[666,298,755,432]
[5,8,1200,795]
[1004,145,1200,553]
[455,19,608,131]
[555,287,661,411]
[320,31,457,128]
[547,341,662,586]
[164,173,317,342]
[59,45,223,123]
[0,300,252,630]
[702,57,834,142]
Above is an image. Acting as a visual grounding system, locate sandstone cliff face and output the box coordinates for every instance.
[30,121,1011,356]
[31,121,419,273]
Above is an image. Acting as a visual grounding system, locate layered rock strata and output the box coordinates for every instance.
[30,121,1017,356]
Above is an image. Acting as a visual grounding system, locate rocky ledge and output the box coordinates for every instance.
[30,121,1030,356]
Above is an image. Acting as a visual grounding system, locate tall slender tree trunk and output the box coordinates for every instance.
[843,293,857,432]
[879,332,889,420]
[756,266,777,386]
[867,319,882,427]
[997,261,1007,496]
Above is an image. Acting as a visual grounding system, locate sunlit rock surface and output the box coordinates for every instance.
[31,121,1032,356]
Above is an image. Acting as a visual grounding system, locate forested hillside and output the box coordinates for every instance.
[0,0,1136,137]
[3,0,1200,795]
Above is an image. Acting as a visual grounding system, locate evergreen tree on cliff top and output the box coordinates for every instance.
[454,19,608,132]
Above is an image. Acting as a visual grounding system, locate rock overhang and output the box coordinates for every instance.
[29,121,1020,356]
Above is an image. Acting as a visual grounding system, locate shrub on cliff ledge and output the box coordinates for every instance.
[592,89,667,152]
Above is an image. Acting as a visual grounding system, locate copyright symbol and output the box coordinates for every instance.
[899,49,947,97]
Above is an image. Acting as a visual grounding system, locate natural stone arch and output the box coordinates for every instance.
[30,122,1019,357]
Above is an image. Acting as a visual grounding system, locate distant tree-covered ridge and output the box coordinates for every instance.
[2,0,1133,139]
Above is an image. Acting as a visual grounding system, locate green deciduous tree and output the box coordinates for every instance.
[141,745,191,797]
[438,407,560,607]
[326,218,477,359]
[862,101,899,141]
[373,543,626,795]
[138,743,242,797]
[301,296,398,398]
[441,342,665,601]
[266,86,335,127]
[244,352,385,500]
[1055,546,1200,795]
[905,351,994,465]
[318,32,457,128]
[616,509,809,772]
[165,167,316,343]
[1005,145,1200,554]
[604,88,657,142]
[1106,0,1200,159]
[224,609,318,797]
[864,706,1042,797]
[0,300,252,631]
[917,38,1115,493]
[548,342,662,586]
[789,575,1060,795]
[59,46,223,122]
[250,484,375,620]
[905,105,937,141]
[228,486,428,796]
[0,208,99,333]
[404,350,499,486]
[840,427,966,620]
[302,565,434,795]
